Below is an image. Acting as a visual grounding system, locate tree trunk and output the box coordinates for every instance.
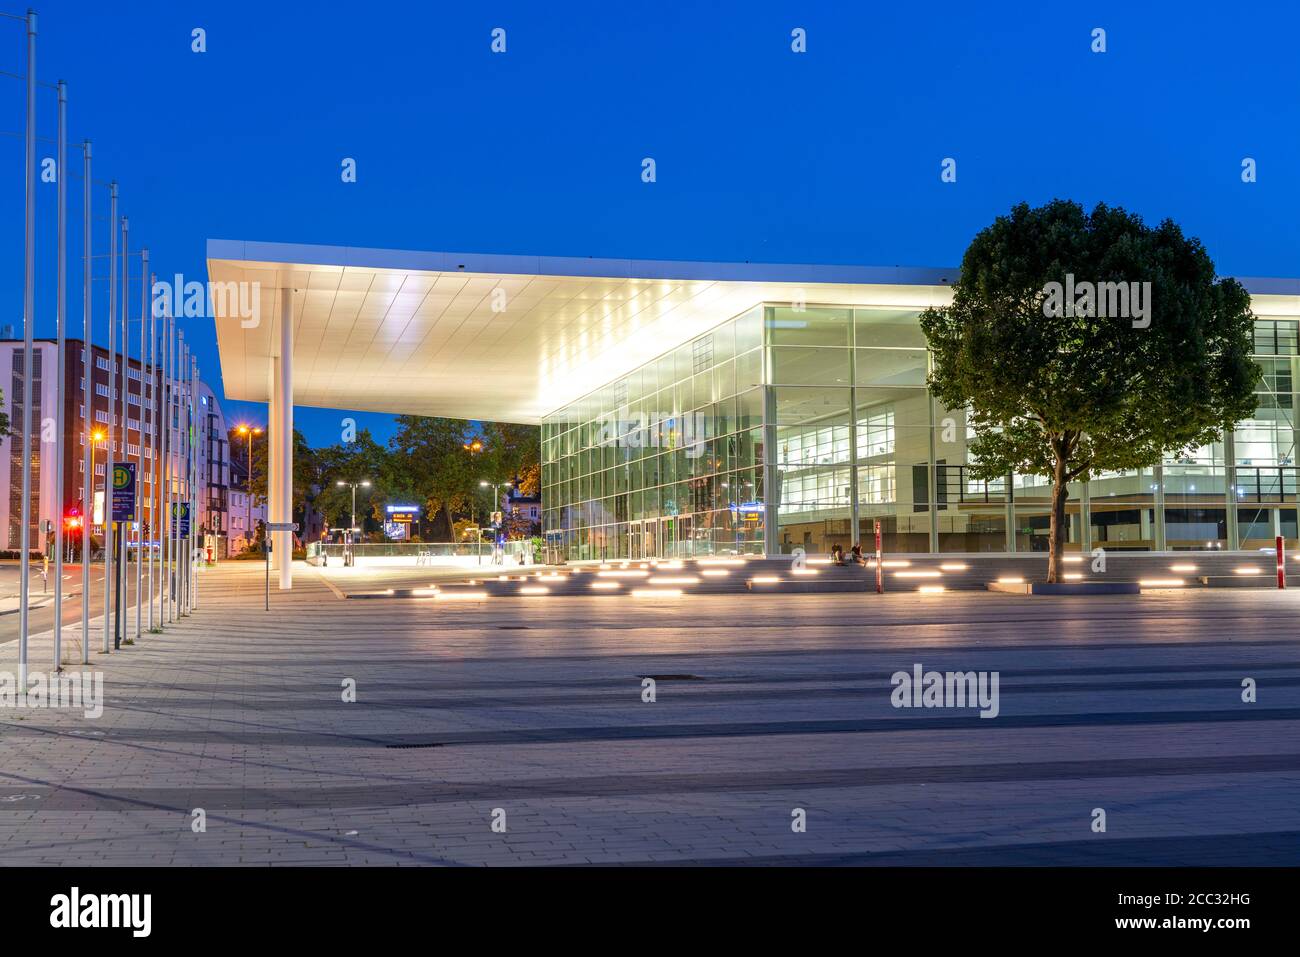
[1047,450,1069,583]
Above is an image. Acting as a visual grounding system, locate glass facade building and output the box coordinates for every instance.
[542,302,1300,561]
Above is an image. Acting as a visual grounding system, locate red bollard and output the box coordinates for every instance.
[1277,535,1286,589]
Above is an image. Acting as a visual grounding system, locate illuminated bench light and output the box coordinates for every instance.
[518,586,549,595]
[648,575,699,585]
[590,581,620,590]
[631,588,683,599]
[597,570,651,578]
[1169,563,1197,572]
[435,591,489,601]
[1140,578,1185,587]
[790,568,820,576]
[1062,556,1084,564]
[1234,567,1263,575]
[700,569,730,577]
[698,558,744,567]
[411,588,440,596]
[939,562,968,571]
[658,560,685,570]
[895,570,941,579]
[918,585,945,594]
[1063,573,1083,581]
[881,560,912,568]
[750,576,781,584]
[996,576,1024,584]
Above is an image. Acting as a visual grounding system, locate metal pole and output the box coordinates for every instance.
[79,140,91,665]
[246,433,252,554]
[147,271,155,631]
[18,8,37,690]
[169,327,179,622]
[179,336,188,615]
[53,78,67,669]
[135,249,147,641]
[178,340,185,616]
[195,358,201,609]
[162,306,172,624]
[116,216,127,649]
[190,353,198,611]
[189,351,197,612]
[103,182,117,654]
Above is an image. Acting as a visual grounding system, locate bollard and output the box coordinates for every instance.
[1277,535,1286,590]
[874,519,883,594]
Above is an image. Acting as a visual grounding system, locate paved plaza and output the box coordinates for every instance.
[1,561,1298,866]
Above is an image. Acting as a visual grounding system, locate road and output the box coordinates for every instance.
[0,559,163,647]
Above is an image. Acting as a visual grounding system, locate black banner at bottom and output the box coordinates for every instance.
[0,865,1285,942]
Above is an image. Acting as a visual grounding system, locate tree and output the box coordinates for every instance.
[388,416,477,539]
[313,429,389,532]
[920,200,1258,583]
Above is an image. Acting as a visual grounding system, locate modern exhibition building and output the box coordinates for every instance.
[208,240,1300,582]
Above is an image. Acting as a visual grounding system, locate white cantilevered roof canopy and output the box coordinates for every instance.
[207,240,963,425]
[209,241,1300,425]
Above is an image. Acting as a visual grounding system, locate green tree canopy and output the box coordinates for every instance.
[920,199,1258,582]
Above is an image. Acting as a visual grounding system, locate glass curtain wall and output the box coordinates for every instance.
[541,307,766,560]
[543,302,1297,559]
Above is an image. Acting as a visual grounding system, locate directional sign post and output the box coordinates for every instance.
[264,522,299,610]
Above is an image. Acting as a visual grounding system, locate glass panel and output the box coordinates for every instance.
[769,346,851,386]
[854,308,928,349]
[855,349,929,387]
[765,305,852,347]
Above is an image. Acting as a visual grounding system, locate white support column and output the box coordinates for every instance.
[276,288,293,589]
[268,356,280,569]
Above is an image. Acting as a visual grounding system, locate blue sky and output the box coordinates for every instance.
[2,0,1297,444]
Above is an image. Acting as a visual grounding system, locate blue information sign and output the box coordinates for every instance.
[172,501,191,536]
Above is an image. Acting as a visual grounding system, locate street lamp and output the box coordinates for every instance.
[336,480,372,537]
[235,424,263,553]
[480,479,514,562]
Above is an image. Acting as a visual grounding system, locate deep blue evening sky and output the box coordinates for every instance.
[1,0,1297,445]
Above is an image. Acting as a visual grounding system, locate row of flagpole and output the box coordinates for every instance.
[9,7,204,685]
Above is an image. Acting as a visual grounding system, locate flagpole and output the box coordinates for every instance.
[79,139,91,665]
[146,270,155,632]
[115,215,127,650]
[102,182,116,655]
[17,8,37,690]
[53,77,67,669]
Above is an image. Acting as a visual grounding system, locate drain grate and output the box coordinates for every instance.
[640,674,703,681]
[385,742,444,749]
[497,625,531,630]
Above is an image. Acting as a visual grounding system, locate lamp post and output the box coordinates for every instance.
[336,479,371,537]
[235,425,263,553]
[480,479,514,564]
